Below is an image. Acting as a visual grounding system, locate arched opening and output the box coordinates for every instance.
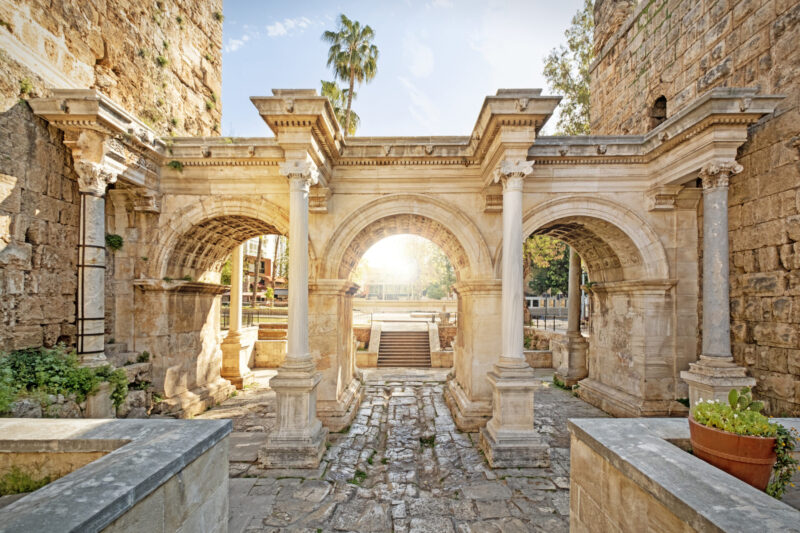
[350,234,457,369]
[133,204,297,416]
[649,95,667,130]
[518,197,681,417]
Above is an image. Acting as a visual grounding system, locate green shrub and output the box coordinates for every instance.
[137,351,150,363]
[105,234,123,251]
[0,345,129,413]
[0,467,50,496]
[167,160,183,172]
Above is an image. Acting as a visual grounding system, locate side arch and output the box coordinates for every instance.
[320,194,495,281]
[149,195,315,280]
[494,195,670,281]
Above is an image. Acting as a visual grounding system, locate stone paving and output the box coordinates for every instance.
[199,368,608,532]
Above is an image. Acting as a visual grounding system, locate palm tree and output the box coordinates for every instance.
[321,80,360,135]
[322,14,378,135]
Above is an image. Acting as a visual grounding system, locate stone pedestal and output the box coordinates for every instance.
[259,366,328,468]
[555,333,589,387]
[480,159,550,467]
[479,365,550,468]
[220,334,254,389]
[682,161,754,405]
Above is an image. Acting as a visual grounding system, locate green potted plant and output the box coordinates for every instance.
[689,387,798,497]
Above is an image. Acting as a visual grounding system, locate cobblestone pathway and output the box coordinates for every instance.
[201,369,608,532]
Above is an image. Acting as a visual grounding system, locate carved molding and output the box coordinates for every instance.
[74,160,117,196]
[309,187,331,214]
[646,185,683,211]
[493,159,534,191]
[279,158,319,188]
[483,193,503,213]
[699,160,743,189]
[133,189,161,213]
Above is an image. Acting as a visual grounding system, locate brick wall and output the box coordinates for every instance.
[592,0,800,414]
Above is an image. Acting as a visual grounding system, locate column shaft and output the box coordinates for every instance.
[76,193,107,360]
[229,244,243,334]
[286,176,311,367]
[566,248,581,335]
[500,176,525,365]
[702,184,731,359]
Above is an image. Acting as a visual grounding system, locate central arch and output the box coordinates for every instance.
[321,194,494,281]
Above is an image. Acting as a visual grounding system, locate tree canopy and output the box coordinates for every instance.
[543,0,594,135]
[322,14,378,135]
[321,80,360,135]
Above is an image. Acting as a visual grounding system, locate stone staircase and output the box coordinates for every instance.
[377,330,431,367]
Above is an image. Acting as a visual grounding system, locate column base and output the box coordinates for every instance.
[318,377,363,432]
[681,356,755,408]
[80,353,109,367]
[554,333,588,387]
[444,378,492,431]
[221,335,255,390]
[259,364,329,469]
[479,363,550,468]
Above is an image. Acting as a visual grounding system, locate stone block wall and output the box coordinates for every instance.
[0,0,223,136]
[0,0,223,354]
[592,0,800,414]
[0,103,79,351]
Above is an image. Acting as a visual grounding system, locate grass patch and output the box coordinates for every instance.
[335,424,351,434]
[0,467,50,496]
[676,397,690,408]
[347,469,367,485]
[380,457,388,465]
[366,450,377,465]
[419,435,435,448]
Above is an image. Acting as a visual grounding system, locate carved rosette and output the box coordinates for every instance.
[74,160,118,196]
[280,158,319,190]
[493,159,534,191]
[699,160,743,190]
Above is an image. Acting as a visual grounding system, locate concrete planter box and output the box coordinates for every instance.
[0,418,231,532]
[569,418,800,532]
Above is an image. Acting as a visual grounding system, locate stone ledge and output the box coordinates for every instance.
[568,418,800,531]
[0,417,231,532]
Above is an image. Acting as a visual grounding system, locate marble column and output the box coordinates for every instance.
[74,160,117,366]
[480,159,550,468]
[221,244,254,389]
[681,160,754,406]
[555,248,589,386]
[260,158,328,468]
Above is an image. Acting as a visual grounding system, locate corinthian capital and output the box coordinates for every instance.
[74,160,118,196]
[280,157,319,189]
[493,158,534,191]
[699,160,743,189]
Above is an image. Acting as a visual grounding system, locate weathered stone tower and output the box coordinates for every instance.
[592,0,800,414]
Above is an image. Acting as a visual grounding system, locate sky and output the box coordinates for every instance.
[220,0,583,137]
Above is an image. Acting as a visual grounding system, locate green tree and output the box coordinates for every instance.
[220,259,231,285]
[321,80,360,135]
[525,236,570,295]
[322,14,378,135]
[543,0,594,135]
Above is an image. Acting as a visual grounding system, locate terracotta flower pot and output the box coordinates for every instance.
[688,416,777,490]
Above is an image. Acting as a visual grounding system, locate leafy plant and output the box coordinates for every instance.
[0,368,19,414]
[347,469,367,485]
[213,11,224,22]
[156,55,168,67]
[692,387,798,500]
[18,78,32,95]
[167,160,183,172]
[766,424,799,499]
[181,275,193,281]
[93,365,128,409]
[205,99,214,111]
[105,234,123,251]
[137,351,150,363]
[0,467,50,496]
[523,335,532,350]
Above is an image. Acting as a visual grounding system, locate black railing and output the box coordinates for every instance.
[220,306,288,330]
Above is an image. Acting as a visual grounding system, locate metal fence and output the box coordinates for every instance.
[220,306,288,330]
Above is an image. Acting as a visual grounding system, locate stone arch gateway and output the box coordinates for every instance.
[28,87,783,466]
